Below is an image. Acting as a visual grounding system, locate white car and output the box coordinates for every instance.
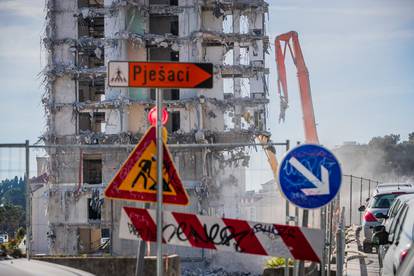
[376,194,414,267]
[396,245,414,275]
[375,197,414,275]
[359,183,414,253]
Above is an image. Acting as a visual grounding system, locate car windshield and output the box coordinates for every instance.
[371,193,404,208]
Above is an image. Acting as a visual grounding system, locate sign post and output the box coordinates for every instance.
[156,88,163,276]
[278,144,341,276]
[107,61,212,276]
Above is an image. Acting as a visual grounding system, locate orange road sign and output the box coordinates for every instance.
[108,61,213,89]
[104,126,189,205]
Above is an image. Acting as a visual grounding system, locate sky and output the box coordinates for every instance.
[0,0,413,185]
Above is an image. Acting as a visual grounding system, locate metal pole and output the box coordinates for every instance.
[285,140,290,276]
[25,140,31,260]
[368,179,371,198]
[294,207,299,276]
[327,202,333,276]
[349,175,352,226]
[27,141,288,149]
[336,229,343,276]
[156,88,164,276]
[294,143,301,276]
[136,202,151,276]
[298,209,309,276]
[320,207,326,276]
[359,177,363,225]
[110,200,113,256]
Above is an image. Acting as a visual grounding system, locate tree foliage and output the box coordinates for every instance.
[0,202,25,235]
[0,177,26,236]
[336,133,414,181]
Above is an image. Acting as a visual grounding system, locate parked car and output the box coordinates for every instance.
[376,183,414,190]
[359,183,414,253]
[373,197,414,275]
[396,245,414,275]
[0,233,8,244]
[0,248,6,258]
[376,194,414,267]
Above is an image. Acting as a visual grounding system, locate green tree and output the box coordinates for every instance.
[369,134,400,148]
[408,132,414,144]
[0,202,25,236]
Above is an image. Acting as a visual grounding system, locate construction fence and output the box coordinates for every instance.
[0,141,382,275]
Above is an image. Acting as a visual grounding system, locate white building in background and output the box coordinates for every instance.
[241,180,285,223]
[40,0,269,268]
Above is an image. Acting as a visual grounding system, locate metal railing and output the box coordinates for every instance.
[342,174,380,226]
[0,139,291,261]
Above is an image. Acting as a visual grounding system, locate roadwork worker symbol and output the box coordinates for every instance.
[104,126,190,205]
[130,157,172,192]
[132,158,156,189]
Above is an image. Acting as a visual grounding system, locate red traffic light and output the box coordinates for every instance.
[148,107,169,126]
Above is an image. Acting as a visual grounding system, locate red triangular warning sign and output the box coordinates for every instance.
[104,126,189,205]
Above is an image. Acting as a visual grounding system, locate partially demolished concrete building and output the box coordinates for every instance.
[42,0,269,259]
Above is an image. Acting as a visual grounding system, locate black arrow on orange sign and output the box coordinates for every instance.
[128,62,213,89]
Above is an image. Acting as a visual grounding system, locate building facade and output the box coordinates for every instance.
[42,0,269,259]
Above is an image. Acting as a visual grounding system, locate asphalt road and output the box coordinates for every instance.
[0,259,94,276]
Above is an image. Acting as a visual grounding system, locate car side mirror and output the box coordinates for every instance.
[372,228,389,245]
[375,213,388,219]
[358,205,366,212]
[373,225,385,232]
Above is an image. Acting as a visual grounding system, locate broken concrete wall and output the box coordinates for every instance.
[42,0,270,267]
[104,0,128,134]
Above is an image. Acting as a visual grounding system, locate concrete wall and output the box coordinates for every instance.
[32,185,49,255]
[34,255,180,276]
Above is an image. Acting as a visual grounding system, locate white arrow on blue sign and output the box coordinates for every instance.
[278,144,342,209]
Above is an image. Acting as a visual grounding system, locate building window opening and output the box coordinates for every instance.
[224,109,235,131]
[149,15,178,36]
[88,198,102,221]
[150,89,179,101]
[78,0,104,8]
[100,228,110,246]
[78,16,104,38]
[166,111,180,132]
[79,112,105,133]
[78,48,104,68]
[254,109,265,131]
[79,79,105,102]
[240,15,249,34]
[223,15,233,34]
[170,19,178,36]
[83,154,102,184]
[170,50,179,61]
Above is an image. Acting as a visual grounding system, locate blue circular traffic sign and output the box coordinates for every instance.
[278,144,342,209]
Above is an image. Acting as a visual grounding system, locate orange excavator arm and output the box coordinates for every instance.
[275,31,319,144]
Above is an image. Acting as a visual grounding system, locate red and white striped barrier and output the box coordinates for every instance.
[119,207,323,262]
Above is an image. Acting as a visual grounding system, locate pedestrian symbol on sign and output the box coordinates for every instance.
[108,62,128,87]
